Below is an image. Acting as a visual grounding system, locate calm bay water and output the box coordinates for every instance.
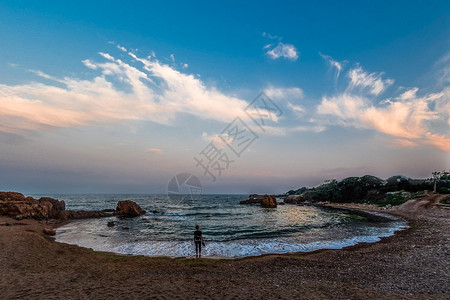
[36,194,407,258]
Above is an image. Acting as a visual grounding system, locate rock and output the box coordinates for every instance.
[0,192,66,220]
[260,195,277,208]
[122,226,129,230]
[240,194,265,205]
[107,221,115,227]
[114,200,146,217]
[285,195,305,204]
[43,228,56,235]
[61,210,111,220]
[239,198,261,204]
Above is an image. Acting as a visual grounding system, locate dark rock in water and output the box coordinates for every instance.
[122,226,129,230]
[150,210,159,214]
[240,199,259,204]
[114,200,146,217]
[261,195,277,208]
[43,227,56,235]
[240,194,264,205]
[241,194,277,207]
[61,210,110,219]
[107,221,115,227]
[279,202,285,205]
[102,209,115,213]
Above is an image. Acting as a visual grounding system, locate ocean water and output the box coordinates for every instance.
[41,194,407,258]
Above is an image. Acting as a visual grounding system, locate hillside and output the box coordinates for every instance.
[283,175,450,205]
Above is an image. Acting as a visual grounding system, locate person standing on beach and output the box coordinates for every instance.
[193,225,204,259]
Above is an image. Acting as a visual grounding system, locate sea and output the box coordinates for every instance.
[34,194,408,258]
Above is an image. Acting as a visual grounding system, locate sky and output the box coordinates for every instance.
[0,1,449,194]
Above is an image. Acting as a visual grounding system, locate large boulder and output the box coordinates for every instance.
[0,192,66,220]
[284,195,305,204]
[114,200,146,217]
[240,194,264,205]
[260,195,277,208]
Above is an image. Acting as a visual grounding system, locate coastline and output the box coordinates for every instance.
[1,194,449,299]
[53,202,407,260]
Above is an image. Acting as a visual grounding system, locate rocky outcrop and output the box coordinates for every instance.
[240,194,264,205]
[0,191,147,221]
[0,191,111,220]
[239,198,261,205]
[61,210,111,219]
[260,195,277,208]
[43,228,56,235]
[284,195,305,204]
[240,194,277,208]
[0,192,66,220]
[114,200,146,217]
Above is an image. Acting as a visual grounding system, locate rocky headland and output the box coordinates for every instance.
[0,191,146,222]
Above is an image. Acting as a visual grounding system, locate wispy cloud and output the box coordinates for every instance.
[146,148,163,154]
[347,66,394,96]
[264,87,304,100]
[266,42,299,61]
[287,102,306,118]
[316,63,450,151]
[201,132,232,148]
[319,53,344,80]
[117,44,127,52]
[0,49,255,134]
[262,32,280,40]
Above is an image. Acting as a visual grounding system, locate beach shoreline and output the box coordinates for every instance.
[53,204,408,261]
[1,194,449,299]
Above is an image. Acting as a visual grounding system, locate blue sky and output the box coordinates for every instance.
[0,1,449,194]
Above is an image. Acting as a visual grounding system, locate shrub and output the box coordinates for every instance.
[379,192,410,207]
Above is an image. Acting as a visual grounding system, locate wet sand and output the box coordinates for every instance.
[1,194,449,299]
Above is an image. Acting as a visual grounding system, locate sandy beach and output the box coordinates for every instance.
[1,194,449,299]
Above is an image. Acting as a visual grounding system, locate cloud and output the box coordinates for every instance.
[287,102,306,118]
[170,54,175,62]
[117,45,127,52]
[264,87,304,100]
[0,51,254,134]
[262,32,280,40]
[348,67,394,96]
[316,87,450,151]
[435,52,450,86]
[202,132,231,148]
[266,42,299,61]
[319,53,344,79]
[146,148,163,154]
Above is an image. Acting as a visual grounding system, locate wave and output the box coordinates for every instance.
[56,222,407,258]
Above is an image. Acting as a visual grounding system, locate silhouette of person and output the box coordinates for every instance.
[193,224,204,258]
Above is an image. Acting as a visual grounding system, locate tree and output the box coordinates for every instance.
[432,170,450,193]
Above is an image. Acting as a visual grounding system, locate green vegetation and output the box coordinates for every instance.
[284,173,450,206]
[378,192,410,207]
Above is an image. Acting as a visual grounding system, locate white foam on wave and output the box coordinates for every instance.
[56,221,408,258]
